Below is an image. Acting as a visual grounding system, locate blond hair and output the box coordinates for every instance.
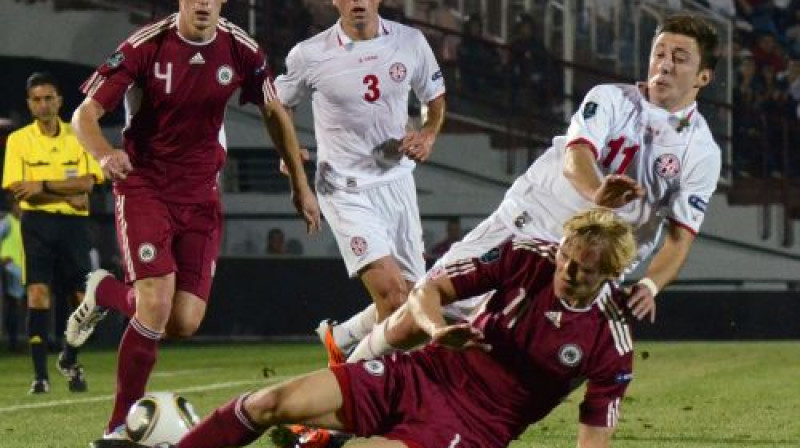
[562,208,636,277]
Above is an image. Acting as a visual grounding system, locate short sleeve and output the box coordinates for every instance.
[564,85,616,159]
[2,132,24,188]
[409,30,446,104]
[81,42,140,112]
[579,351,633,427]
[274,44,312,108]
[667,141,721,234]
[238,47,276,106]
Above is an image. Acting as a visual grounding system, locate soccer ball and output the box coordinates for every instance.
[125,392,200,446]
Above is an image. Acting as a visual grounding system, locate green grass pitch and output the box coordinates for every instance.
[0,341,797,447]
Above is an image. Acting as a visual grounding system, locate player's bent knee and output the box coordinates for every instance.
[243,388,283,425]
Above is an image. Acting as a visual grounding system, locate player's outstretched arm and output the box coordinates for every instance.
[259,100,321,234]
[628,222,694,322]
[72,98,132,181]
[577,423,614,448]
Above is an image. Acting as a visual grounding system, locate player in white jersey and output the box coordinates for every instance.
[345,13,722,362]
[274,0,446,364]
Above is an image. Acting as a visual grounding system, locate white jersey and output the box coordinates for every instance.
[275,19,446,190]
[497,83,720,268]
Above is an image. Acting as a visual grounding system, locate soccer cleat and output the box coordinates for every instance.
[28,378,50,394]
[66,269,112,347]
[288,425,331,448]
[315,319,346,367]
[56,352,88,392]
[103,424,130,441]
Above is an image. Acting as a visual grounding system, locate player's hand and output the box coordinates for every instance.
[9,181,43,201]
[627,283,657,323]
[65,194,89,211]
[398,130,435,162]
[431,323,491,352]
[279,148,311,176]
[292,185,321,234]
[99,150,133,181]
[592,174,645,208]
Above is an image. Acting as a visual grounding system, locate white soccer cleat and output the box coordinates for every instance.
[65,269,112,347]
[102,424,129,441]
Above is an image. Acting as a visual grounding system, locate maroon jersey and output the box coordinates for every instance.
[335,239,633,448]
[81,14,277,203]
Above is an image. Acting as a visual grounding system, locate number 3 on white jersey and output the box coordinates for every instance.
[363,74,380,102]
[155,62,173,94]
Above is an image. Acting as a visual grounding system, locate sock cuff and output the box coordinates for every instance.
[234,392,262,433]
[130,317,162,340]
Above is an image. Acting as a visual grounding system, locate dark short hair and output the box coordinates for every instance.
[654,14,719,72]
[26,72,61,95]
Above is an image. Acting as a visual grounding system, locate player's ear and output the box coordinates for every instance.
[694,69,712,89]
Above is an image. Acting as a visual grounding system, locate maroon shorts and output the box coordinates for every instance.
[331,350,510,448]
[114,192,222,300]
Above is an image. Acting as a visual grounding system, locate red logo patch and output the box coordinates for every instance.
[350,236,368,256]
[654,153,680,179]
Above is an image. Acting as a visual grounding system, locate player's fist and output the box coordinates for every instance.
[99,150,133,181]
[593,174,645,208]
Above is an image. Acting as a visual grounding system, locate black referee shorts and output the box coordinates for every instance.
[20,211,93,292]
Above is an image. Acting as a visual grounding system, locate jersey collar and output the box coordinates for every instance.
[335,17,390,48]
[31,119,65,138]
[638,84,697,133]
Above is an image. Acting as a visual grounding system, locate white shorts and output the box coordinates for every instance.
[319,174,425,281]
[430,211,516,321]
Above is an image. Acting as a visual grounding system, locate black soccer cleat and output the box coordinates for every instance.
[57,352,88,392]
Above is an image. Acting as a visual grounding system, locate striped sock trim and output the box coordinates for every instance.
[130,317,162,341]
[234,393,261,433]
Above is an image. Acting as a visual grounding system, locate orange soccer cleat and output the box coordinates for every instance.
[315,319,347,367]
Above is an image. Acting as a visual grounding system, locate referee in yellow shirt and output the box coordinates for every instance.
[2,72,104,394]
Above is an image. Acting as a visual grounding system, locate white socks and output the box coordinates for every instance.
[346,319,396,362]
[332,303,378,353]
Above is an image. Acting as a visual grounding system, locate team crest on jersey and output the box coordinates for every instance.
[558,344,583,367]
[105,51,125,69]
[138,243,156,263]
[216,65,234,85]
[654,153,681,179]
[389,62,407,82]
[582,101,598,119]
[350,236,368,256]
[364,359,385,376]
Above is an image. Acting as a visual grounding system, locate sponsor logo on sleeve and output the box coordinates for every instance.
[582,101,598,119]
[478,247,501,264]
[105,51,125,69]
[614,372,634,384]
[432,70,443,81]
[688,194,707,213]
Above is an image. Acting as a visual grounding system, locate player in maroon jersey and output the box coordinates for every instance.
[135,208,636,448]
[61,0,320,443]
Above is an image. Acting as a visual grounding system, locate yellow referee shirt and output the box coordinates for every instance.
[2,119,104,216]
